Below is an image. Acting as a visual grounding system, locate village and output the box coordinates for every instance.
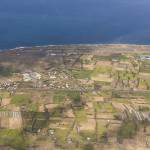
[0,44,150,150]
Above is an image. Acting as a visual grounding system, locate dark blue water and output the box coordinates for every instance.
[0,0,150,50]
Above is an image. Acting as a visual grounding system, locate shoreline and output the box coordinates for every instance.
[1,43,150,52]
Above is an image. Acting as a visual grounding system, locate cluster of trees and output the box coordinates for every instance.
[0,65,17,77]
[117,120,138,143]
[114,70,139,89]
[53,90,81,106]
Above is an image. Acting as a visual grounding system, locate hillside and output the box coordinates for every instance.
[0,44,150,150]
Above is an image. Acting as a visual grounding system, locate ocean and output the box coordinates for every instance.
[0,0,150,50]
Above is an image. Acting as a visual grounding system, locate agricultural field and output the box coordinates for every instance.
[0,44,150,150]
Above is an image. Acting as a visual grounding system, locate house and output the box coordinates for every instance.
[140,55,150,61]
[23,72,41,82]
[23,73,32,81]
[30,72,41,80]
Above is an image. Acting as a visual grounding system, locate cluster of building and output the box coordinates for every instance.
[140,55,150,61]
[0,80,17,91]
[47,69,79,90]
[22,72,41,82]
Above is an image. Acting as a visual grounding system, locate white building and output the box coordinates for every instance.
[23,72,41,82]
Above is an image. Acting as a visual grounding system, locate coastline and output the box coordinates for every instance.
[1,43,150,52]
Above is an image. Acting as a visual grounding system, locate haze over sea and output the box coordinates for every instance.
[0,0,150,50]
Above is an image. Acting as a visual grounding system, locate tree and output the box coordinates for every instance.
[0,96,2,106]
[117,120,138,143]
[83,143,94,150]
[101,132,108,143]
[144,80,150,90]
[142,119,149,133]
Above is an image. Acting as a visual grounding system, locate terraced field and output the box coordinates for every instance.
[0,44,150,150]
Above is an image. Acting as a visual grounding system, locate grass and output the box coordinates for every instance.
[93,55,112,61]
[71,69,92,79]
[111,54,129,61]
[140,61,150,73]
[139,79,150,90]
[53,90,81,104]
[0,129,29,150]
[92,54,128,62]
[0,92,10,98]
[139,79,145,88]
[80,130,96,142]
[71,66,112,80]
[0,108,8,111]
[69,129,82,143]
[97,124,107,136]
[55,129,69,147]
[132,91,150,101]
[94,102,116,113]
[11,94,31,106]
[92,66,112,76]
[113,98,130,104]
[99,90,112,98]
[74,108,87,123]
[94,81,111,86]
[28,103,39,112]
[53,91,67,104]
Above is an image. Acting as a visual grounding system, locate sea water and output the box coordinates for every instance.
[0,0,150,50]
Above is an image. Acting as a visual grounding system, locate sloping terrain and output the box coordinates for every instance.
[0,44,150,150]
